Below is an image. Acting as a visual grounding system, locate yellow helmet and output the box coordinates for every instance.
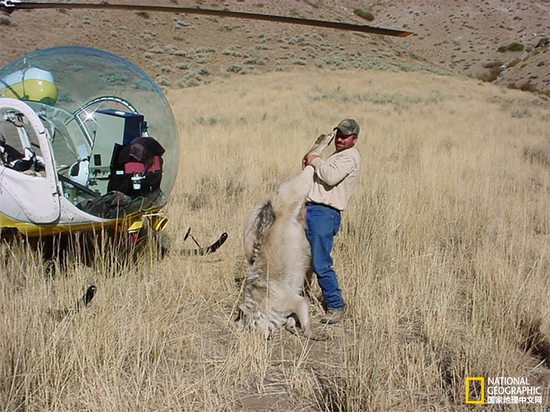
[0,67,58,105]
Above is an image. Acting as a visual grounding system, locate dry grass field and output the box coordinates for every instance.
[2,68,550,411]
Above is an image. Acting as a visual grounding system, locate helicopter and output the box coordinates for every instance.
[0,1,411,256]
[0,45,230,256]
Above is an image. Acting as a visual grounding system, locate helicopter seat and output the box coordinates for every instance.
[0,140,44,173]
[68,159,90,187]
[108,136,165,196]
[0,140,24,167]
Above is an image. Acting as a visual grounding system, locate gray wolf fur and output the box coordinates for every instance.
[240,133,334,339]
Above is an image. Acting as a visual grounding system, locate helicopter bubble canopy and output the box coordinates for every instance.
[0,46,178,218]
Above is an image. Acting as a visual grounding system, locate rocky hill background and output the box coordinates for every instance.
[1,0,549,94]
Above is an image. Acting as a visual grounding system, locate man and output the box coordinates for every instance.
[302,118,361,324]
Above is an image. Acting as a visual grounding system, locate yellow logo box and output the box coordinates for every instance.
[465,377,485,404]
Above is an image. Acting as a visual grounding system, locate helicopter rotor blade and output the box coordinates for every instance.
[0,1,413,37]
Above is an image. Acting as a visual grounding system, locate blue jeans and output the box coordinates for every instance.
[305,203,344,311]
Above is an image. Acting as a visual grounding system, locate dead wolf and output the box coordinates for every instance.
[239,132,335,339]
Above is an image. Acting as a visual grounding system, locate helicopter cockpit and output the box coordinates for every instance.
[0,46,178,221]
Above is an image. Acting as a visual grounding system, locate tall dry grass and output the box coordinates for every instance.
[2,68,550,410]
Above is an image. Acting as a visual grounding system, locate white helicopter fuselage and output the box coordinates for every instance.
[0,97,119,236]
[0,96,165,237]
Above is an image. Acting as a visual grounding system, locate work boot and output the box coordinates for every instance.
[320,309,344,324]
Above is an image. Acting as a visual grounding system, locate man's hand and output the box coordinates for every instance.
[302,153,320,169]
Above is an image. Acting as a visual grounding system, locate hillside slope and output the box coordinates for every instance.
[375,0,550,92]
[1,0,548,93]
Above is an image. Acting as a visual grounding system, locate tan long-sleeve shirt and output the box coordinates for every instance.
[306,147,360,211]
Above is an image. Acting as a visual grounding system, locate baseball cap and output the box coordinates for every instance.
[334,118,360,136]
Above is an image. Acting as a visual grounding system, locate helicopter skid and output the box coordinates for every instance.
[0,197,164,238]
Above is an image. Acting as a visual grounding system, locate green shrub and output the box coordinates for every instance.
[225,63,244,73]
[150,45,163,54]
[155,75,171,87]
[511,107,532,118]
[479,65,504,82]
[159,66,173,74]
[222,45,243,57]
[176,63,190,70]
[519,82,537,93]
[136,11,150,19]
[140,31,156,41]
[132,80,154,91]
[482,61,504,69]
[508,42,524,51]
[353,9,375,22]
[57,91,74,103]
[104,72,129,85]
[176,74,200,88]
[507,58,521,68]
[243,54,266,65]
[498,42,525,52]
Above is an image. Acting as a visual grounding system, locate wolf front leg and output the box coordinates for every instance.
[288,294,328,341]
